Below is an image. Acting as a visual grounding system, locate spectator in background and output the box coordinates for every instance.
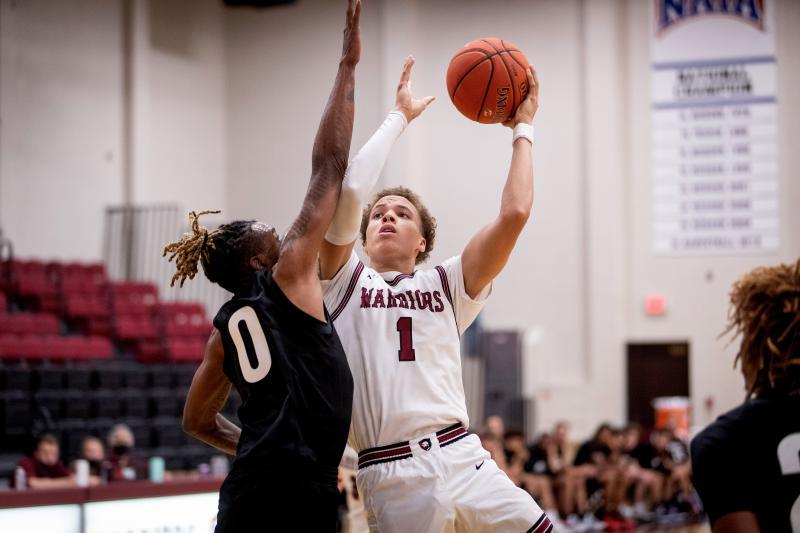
[620,423,662,519]
[76,436,106,481]
[663,428,694,507]
[107,424,148,481]
[502,429,529,486]
[521,433,559,522]
[478,431,509,473]
[569,423,617,528]
[11,433,74,489]
[540,422,591,523]
[484,415,505,441]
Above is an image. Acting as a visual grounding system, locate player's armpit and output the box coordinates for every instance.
[712,511,760,533]
[182,330,241,455]
[320,239,356,280]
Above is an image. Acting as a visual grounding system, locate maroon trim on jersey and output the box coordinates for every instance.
[435,265,454,306]
[331,261,364,322]
[357,423,469,469]
[385,271,416,287]
[526,514,553,533]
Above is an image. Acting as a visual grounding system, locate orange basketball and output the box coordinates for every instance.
[446,37,530,124]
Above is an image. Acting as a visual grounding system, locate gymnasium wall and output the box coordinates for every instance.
[0,0,228,260]
[1,0,798,438]
[623,0,800,432]
[0,0,124,260]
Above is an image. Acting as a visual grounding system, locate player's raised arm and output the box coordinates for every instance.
[272,0,360,315]
[461,67,539,299]
[182,330,241,455]
[319,56,434,280]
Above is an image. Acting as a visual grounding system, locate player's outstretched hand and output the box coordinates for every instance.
[394,55,435,123]
[503,66,539,128]
[341,0,361,66]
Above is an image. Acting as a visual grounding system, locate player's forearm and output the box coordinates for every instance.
[310,62,356,178]
[498,138,533,227]
[28,476,76,489]
[188,414,241,456]
[325,110,406,246]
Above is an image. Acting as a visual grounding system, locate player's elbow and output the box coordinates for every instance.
[182,411,207,438]
[500,204,531,230]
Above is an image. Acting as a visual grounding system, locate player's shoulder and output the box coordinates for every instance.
[213,271,272,322]
[691,399,766,458]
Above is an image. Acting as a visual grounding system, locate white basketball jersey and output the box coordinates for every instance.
[322,252,489,452]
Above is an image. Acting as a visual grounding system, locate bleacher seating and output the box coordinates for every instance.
[0,256,227,480]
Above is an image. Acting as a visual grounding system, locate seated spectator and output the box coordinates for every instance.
[663,428,694,506]
[520,433,558,520]
[547,420,590,520]
[478,431,508,473]
[483,415,505,441]
[11,433,74,489]
[502,428,529,486]
[74,436,106,483]
[107,424,149,481]
[619,423,662,519]
[568,423,621,523]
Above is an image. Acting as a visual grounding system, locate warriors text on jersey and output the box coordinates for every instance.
[322,252,488,451]
[213,269,353,475]
[691,395,800,532]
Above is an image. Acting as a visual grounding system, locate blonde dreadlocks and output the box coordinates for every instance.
[163,210,222,287]
[725,257,800,398]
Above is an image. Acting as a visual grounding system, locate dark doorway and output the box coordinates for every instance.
[627,342,690,428]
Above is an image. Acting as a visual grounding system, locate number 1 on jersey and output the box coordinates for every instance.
[396,317,416,361]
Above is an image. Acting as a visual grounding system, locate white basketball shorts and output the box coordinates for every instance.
[355,429,552,533]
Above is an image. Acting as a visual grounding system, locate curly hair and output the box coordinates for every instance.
[163,210,262,294]
[724,258,800,398]
[360,186,437,265]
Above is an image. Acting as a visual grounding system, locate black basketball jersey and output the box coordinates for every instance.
[691,395,800,532]
[213,269,353,477]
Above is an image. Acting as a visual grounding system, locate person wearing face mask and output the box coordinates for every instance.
[107,424,148,482]
[75,435,106,483]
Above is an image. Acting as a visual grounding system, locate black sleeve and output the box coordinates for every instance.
[690,420,755,525]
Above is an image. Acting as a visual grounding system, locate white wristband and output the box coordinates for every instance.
[512,123,534,145]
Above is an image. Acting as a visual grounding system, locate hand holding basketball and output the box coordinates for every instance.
[341,0,361,66]
[394,56,435,123]
[503,67,538,129]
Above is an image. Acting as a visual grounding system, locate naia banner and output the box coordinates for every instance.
[650,0,778,255]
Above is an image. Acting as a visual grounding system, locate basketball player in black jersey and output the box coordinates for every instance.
[161,2,360,531]
[691,258,800,533]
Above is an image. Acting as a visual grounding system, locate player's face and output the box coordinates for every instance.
[250,222,280,270]
[364,195,426,266]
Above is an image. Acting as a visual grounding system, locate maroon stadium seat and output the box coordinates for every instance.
[110,282,159,317]
[166,338,205,362]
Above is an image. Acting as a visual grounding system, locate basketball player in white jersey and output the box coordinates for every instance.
[321,57,550,532]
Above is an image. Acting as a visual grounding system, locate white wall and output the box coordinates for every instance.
[625,0,800,432]
[0,0,124,261]
[0,0,228,260]
[225,0,384,227]
[131,0,227,212]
